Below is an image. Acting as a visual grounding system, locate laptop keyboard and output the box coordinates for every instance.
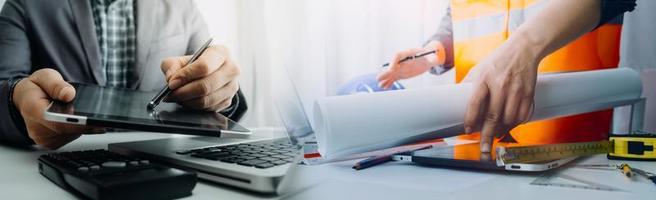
[176,139,299,169]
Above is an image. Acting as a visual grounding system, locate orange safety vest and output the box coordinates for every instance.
[450,0,622,145]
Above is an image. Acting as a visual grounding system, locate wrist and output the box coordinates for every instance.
[423,41,445,66]
[510,29,549,62]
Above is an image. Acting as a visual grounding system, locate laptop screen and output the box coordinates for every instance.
[272,68,314,145]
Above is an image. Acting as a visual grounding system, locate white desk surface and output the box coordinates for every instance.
[1,130,654,200]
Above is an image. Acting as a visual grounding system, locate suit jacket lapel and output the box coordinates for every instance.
[69,0,105,85]
[133,0,157,89]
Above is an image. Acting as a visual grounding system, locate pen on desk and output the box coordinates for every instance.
[632,167,656,185]
[352,154,394,171]
[352,145,432,171]
[381,50,437,68]
[147,38,214,110]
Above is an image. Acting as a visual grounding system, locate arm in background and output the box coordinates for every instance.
[0,0,37,146]
[377,6,453,89]
[424,6,454,75]
[166,1,247,121]
[464,0,636,152]
[0,1,99,149]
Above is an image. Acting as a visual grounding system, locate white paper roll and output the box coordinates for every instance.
[313,68,643,159]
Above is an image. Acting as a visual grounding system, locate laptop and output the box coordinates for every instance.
[108,68,314,194]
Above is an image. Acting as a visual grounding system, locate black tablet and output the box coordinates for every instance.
[44,83,250,137]
[393,142,577,172]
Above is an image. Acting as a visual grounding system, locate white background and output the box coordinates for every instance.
[1,0,653,132]
[193,0,451,127]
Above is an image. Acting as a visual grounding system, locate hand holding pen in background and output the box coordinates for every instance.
[377,40,446,89]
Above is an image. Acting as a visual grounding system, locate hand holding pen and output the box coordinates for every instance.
[377,41,446,89]
[150,38,241,112]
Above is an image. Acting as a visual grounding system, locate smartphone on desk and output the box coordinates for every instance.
[44,83,250,137]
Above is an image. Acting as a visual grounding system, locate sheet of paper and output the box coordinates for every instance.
[302,138,478,165]
[313,69,643,159]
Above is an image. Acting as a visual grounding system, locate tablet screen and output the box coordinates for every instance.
[407,142,503,170]
[47,83,250,134]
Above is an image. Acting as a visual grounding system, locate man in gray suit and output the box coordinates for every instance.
[0,0,247,149]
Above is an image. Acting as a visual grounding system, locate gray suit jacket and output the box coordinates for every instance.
[0,0,247,146]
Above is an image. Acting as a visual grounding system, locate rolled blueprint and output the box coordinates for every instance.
[313,68,643,159]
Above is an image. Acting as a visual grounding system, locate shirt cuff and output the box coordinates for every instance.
[0,76,34,146]
[429,66,453,75]
[219,93,239,117]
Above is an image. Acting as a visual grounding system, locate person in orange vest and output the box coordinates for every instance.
[378,0,636,152]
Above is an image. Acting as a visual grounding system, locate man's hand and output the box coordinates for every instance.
[12,69,103,149]
[160,45,240,112]
[462,37,539,153]
[377,41,443,89]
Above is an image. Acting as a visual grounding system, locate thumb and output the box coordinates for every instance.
[30,69,76,102]
[377,51,409,89]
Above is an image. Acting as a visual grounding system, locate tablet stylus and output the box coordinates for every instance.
[147,38,214,110]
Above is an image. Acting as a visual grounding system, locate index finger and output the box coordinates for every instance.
[479,84,505,153]
[464,82,489,134]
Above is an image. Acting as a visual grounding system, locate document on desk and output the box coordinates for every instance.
[313,68,643,159]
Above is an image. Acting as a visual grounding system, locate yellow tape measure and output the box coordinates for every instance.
[497,132,656,164]
[608,132,656,160]
[497,141,612,164]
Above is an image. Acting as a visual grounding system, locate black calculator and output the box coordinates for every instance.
[38,149,197,200]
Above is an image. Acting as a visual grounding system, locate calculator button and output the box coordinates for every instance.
[139,160,150,165]
[129,161,139,166]
[77,167,89,172]
[102,161,126,168]
[90,165,101,170]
